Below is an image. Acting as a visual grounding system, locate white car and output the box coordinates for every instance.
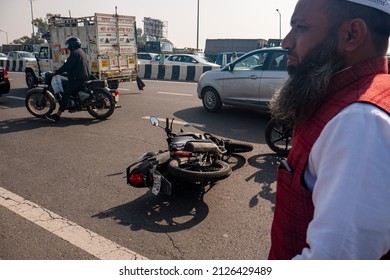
[6,51,36,61]
[197,47,288,112]
[164,54,219,67]
[151,54,172,64]
[137,52,158,64]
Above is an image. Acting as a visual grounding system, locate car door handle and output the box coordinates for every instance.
[249,75,259,79]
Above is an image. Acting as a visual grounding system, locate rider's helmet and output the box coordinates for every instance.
[65,36,81,51]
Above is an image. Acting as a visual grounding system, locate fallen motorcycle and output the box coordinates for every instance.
[126,116,253,195]
[25,72,116,120]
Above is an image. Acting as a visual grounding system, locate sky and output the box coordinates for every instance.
[0,0,298,49]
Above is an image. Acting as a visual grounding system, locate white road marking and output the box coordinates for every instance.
[6,96,25,101]
[0,186,148,260]
[142,116,205,128]
[157,91,193,97]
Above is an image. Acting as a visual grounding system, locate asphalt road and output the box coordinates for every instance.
[0,72,281,260]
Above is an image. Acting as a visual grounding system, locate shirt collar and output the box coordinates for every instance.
[328,57,388,93]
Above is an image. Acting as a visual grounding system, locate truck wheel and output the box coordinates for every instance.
[26,71,37,89]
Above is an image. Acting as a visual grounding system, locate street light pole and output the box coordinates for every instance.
[30,0,35,44]
[276,9,281,39]
[196,0,199,50]
[0,30,8,44]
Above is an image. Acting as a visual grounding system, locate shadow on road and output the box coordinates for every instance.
[92,186,209,233]
[246,153,282,212]
[0,116,108,135]
[173,106,270,144]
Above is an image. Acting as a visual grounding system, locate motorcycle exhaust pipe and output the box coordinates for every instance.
[185,141,219,153]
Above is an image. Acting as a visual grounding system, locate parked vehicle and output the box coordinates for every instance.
[7,51,35,61]
[126,116,253,196]
[0,51,36,71]
[137,52,158,64]
[164,54,220,67]
[197,47,288,112]
[0,66,10,96]
[25,71,115,120]
[204,38,268,62]
[150,53,172,64]
[264,118,292,157]
[25,12,138,90]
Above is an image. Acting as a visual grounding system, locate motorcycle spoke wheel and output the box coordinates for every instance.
[25,91,55,117]
[168,158,232,182]
[264,118,292,157]
[87,89,115,119]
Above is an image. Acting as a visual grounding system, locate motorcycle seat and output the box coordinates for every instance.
[82,80,106,90]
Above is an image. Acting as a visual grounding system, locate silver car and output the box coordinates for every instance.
[197,47,288,112]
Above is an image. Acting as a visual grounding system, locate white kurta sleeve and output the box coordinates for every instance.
[294,103,390,260]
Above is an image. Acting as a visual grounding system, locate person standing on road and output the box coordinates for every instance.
[268,0,390,259]
[46,36,90,123]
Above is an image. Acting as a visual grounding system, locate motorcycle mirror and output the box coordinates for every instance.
[150,116,159,127]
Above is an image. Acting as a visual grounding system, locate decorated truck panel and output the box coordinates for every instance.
[25,13,138,89]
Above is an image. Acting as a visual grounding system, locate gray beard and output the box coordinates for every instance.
[269,38,345,128]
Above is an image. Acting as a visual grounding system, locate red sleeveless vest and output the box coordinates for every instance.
[268,57,390,260]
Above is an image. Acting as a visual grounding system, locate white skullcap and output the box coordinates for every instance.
[347,0,390,14]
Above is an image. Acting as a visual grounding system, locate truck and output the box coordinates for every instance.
[204,38,268,62]
[1,44,23,54]
[25,13,138,89]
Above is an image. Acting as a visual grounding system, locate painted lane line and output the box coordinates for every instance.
[142,116,205,128]
[157,91,193,97]
[0,186,148,260]
[6,96,25,101]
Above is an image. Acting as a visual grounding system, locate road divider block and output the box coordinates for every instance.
[138,64,219,82]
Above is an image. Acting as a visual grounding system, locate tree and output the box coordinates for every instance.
[12,13,60,45]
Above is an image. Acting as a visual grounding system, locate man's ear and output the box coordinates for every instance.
[339,18,368,52]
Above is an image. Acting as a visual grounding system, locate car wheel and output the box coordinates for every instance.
[202,87,222,112]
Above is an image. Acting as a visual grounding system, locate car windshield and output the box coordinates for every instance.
[195,55,211,63]
[19,52,35,58]
[234,52,268,71]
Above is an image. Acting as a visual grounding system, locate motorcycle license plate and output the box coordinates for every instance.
[152,173,162,195]
[151,170,172,196]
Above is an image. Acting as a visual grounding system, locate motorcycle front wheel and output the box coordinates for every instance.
[25,88,56,118]
[168,158,232,182]
[86,89,115,119]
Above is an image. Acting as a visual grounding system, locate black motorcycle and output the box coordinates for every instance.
[126,116,254,196]
[25,72,116,120]
[264,118,293,157]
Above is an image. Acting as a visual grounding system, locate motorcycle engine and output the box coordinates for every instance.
[67,99,76,109]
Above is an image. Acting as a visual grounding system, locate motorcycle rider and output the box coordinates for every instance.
[46,36,90,123]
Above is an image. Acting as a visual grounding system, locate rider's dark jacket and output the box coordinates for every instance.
[58,48,90,81]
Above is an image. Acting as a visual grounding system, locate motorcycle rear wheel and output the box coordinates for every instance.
[168,158,232,182]
[86,89,115,119]
[25,89,56,118]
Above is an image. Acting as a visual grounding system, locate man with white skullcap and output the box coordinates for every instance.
[268,0,390,259]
